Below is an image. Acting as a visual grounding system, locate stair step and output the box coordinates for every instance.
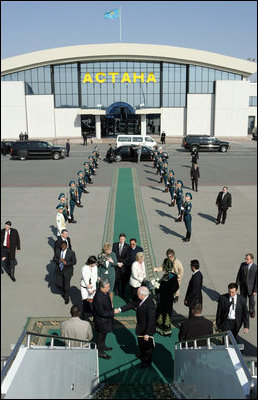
[92,383,176,399]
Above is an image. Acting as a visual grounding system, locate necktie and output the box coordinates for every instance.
[230,298,234,310]
[6,231,10,249]
[60,251,64,271]
[119,243,123,256]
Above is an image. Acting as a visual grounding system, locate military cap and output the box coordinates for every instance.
[77,170,83,175]
[83,161,89,166]
[69,180,75,186]
[177,179,183,187]
[185,192,192,200]
[56,204,64,210]
[88,155,93,159]
[169,170,175,175]
[94,146,98,149]
[58,193,65,200]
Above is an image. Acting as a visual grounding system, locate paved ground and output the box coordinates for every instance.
[1,141,257,357]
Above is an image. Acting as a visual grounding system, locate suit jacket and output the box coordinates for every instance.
[184,270,203,308]
[179,316,213,346]
[92,289,114,333]
[216,293,249,333]
[54,236,72,253]
[216,191,232,209]
[1,228,21,260]
[53,248,76,270]
[121,295,156,336]
[61,317,93,346]
[129,245,143,266]
[190,166,200,179]
[112,242,131,270]
[236,263,257,295]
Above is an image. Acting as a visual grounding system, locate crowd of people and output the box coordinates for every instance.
[1,141,256,369]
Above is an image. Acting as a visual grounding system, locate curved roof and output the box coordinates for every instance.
[1,43,257,77]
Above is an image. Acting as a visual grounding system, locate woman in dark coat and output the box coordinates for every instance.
[155,258,179,336]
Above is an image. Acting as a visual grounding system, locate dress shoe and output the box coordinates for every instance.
[98,353,111,359]
[250,311,255,318]
[104,346,113,351]
[10,276,16,282]
[182,238,189,242]
[78,204,83,208]
[64,298,69,304]
[174,296,179,303]
[221,221,225,224]
[71,220,77,223]
[216,221,220,225]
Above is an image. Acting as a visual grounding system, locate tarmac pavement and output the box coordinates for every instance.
[1,142,257,357]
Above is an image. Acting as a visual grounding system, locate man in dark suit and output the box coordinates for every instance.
[216,282,249,338]
[112,233,131,298]
[53,241,76,304]
[190,162,200,192]
[179,303,213,346]
[184,259,203,318]
[1,221,21,282]
[54,229,72,253]
[236,254,257,318]
[191,148,199,165]
[215,186,232,224]
[115,286,156,368]
[92,279,115,359]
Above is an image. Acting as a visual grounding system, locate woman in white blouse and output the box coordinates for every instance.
[81,255,98,316]
[130,252,146,299]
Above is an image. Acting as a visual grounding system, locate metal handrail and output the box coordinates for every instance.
[175,330,255,390]
[1,330,97,384]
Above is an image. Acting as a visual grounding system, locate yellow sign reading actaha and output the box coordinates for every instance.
[83,72,156,84]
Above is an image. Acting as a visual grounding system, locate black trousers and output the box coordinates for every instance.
[115,266,129,297]
[2,247,15,278]
[55,267,73,301]
[217,207,228,223]
[191,178,198,191]
[222,319,238,338]
[240,287,255,313]
[96,332,107,353]
[138,336,154,366]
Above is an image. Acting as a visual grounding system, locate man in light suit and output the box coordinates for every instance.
[1,221,21,282]
[112,233,131,298]
[216,282,249,338]
[236,254,257,318]
[184,259,203,318]
[115,286,156,369]
[215,186,232,224]
[53,241,76,304]
[61,305,93,346]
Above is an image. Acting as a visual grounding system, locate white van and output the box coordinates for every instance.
[116,135,157,149]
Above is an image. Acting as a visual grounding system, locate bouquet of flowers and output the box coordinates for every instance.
[150,278,160,290]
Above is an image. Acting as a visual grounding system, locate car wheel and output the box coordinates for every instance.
[115,155,122,162]
[220,146,227,153]
[19,151,27,160]
[53,152,61,160]
[191,145,198,152]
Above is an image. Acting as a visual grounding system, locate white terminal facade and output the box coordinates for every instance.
[1,43,257,140]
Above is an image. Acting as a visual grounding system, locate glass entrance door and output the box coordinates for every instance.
[102,102,141,136]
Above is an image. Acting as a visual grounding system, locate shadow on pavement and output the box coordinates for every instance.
[48,236,56,250]
[148,186,163,192]
[50,224,58,238]
[159,224,185,239]
[45,260,61,295]
[181,165,191,168]
[237,335,257,357]
[202,285,220,302]
[155,209,177,220]
[198,213,217,223]
[70,285,83,306]
[151,197,169,205]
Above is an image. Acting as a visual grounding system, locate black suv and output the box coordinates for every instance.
[182,135,230,152]
[10,141,66,160]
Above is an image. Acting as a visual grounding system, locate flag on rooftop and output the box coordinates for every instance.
[104,8,120,20]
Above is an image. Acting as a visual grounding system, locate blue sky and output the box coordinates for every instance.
[1,1,257,62]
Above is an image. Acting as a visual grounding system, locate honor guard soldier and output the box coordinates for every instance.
[83,162,93,184]
[57,193,71,223]
[77,171,87,205]
[69,181,79,223]
[88,156,96,175]
[92,151,99,168]
[56,204,67,236]
[181,192,192,242]
[161,162,169,192]
[94,145,101,160]
[175,180,184,221]
[153,150,159,169]
[157,156,164,181]
[167,170,176,207]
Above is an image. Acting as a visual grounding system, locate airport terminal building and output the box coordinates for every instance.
[1,43,257,140]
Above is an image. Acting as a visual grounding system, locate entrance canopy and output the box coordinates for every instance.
[106,102,135,115]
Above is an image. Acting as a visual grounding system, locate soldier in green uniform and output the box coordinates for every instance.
[167,170,176,207]
[92,151,98,169]
[161,162,169,192]
[181,192,192,242]
[174,180,184,222]
[94,145,101,160]
[77,171,87,205]
[57,193,71,223]
[88,156,96,175]
[83,162,93,184]
[69,181,79,223]
[157,156,164,182]
[153,150,159,169]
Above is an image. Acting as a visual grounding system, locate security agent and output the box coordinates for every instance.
[181,192,192,242]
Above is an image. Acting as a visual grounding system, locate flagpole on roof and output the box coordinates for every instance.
[120,6,122,42]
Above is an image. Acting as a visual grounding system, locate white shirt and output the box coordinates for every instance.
[60,249,67,260]
[248,263,253,271]
[3,229,11,246]
[139,295,149,307]
[227,294,237,320]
